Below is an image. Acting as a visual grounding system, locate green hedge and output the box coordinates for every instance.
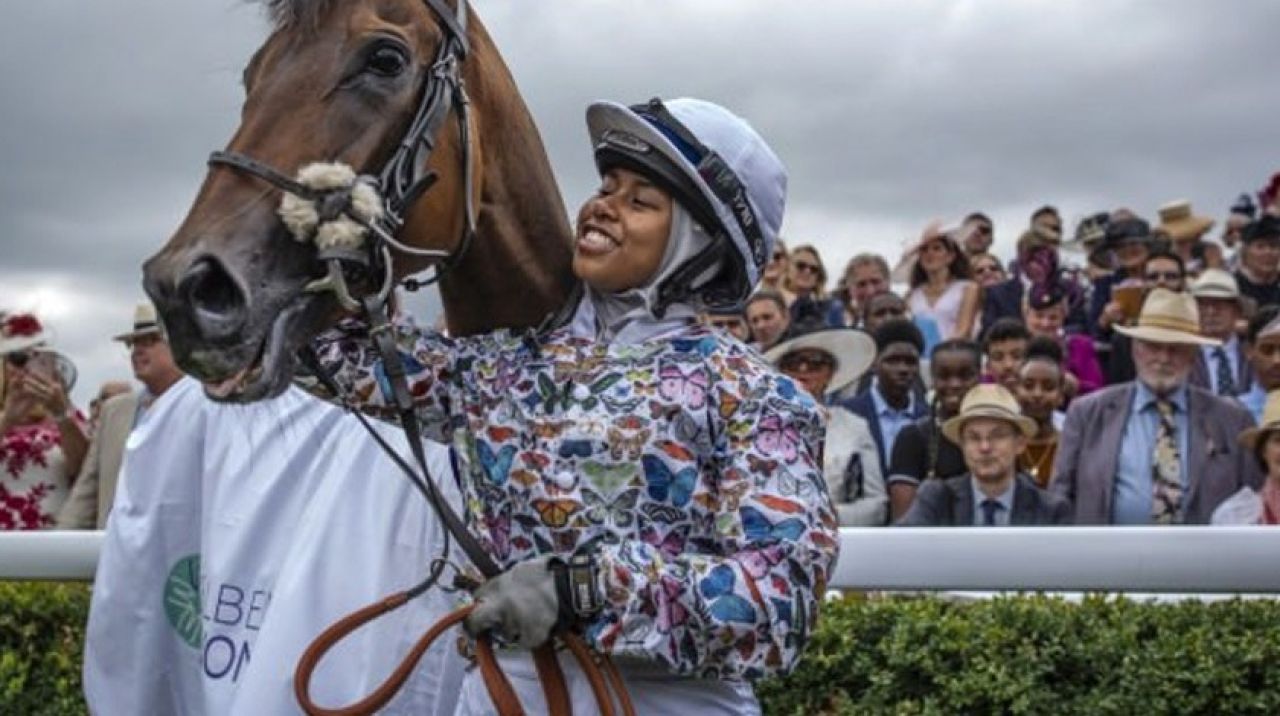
[758,594,1280,715]
[3,584,1280,715]
[0,582,90,716]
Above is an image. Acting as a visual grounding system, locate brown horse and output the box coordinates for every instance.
[142,0,574,402]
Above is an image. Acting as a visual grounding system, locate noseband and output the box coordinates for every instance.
[208,0,476,311]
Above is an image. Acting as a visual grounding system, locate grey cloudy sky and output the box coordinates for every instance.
[1,0,1276,404]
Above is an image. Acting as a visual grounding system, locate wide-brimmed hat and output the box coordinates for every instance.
[1239,390,1280,451]
[1114,288,1220,347]
[765,322,875,396]
[941,384,1037,444]
[1063,213,1109,251]
[1242,215,1280,244]
[890,221,968,283]
[1157,200,1215,241]
[1189,269,1245,308]
[112,303,163,343]
[0,313,51,355]
[1103,217,1153,250]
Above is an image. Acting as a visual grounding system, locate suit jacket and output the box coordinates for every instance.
[56,391,138,529]
[895,472,1071,526]
[841,389,928,477]
[1051,382,1262,525]
[1188,341,1253,397]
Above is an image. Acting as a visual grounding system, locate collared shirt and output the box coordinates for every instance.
[1200,336,1242,395]
[1241,382,1267,424]
[1113,382,1191,525]
[970,476,1015,526]
[870,377,916,462]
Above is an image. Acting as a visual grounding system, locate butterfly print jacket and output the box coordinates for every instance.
[311,317,838,681]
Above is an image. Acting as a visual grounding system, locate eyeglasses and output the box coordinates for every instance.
[4,351,30,368]
[1144,271,1183,283]
[779,351,835,372]
[793,261,821,274]
[629,98,768,268]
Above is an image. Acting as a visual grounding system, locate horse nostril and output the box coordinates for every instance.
[179,257,248,341]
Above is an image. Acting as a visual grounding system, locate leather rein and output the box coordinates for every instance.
[204,2,632,714]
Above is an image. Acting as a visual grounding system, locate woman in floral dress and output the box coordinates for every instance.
[315,97,836,713]
[0,314,86,530]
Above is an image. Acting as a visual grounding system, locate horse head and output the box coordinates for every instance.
[143,0,574,402]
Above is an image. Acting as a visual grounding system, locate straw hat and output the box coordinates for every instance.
[941,384,1037,444]
[1239,390,1280,450]
[765,324,875,396]
[112,303,163,342]
[1114,288,1220,347]
[1157,199,1215,241]
[1189,268,1245,308]
[890,221,968,283]
[0,313,51,355]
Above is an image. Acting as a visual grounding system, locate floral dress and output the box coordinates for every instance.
[312,315,838,681]
[0,420,73,530]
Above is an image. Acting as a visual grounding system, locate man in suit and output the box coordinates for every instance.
[843,318,927,476]
[1188,269,1252,397]
[897,384,1070,526]
[57,303,184,529]
[1053,289,1261,525]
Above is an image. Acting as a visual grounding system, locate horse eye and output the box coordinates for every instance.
[365,45,408,77]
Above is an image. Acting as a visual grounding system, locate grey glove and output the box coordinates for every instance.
[464,555,602,650]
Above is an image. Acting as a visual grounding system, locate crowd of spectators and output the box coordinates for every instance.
[722,172,1280,526]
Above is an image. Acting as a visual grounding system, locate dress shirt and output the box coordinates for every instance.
[1113,382,1190,525]
[1241,382,1267,424]
[1200,336,1242,395]
[870,378,916,461]
[970,476,1015,526]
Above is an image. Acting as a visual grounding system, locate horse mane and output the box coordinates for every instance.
[260,0,334,30]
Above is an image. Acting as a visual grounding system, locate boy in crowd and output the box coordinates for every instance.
[983,318,1031,392]
[843,318,928,476]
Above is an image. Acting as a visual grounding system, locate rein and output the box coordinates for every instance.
[204,1,631,713]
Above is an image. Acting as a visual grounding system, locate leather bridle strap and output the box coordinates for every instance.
[294,602,633,716]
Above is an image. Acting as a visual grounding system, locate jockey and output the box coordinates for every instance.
[312,97,837,713]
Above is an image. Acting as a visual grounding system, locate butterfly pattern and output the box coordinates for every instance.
[309,311,836,681]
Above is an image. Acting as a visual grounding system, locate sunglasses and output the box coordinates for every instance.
[1144,271,1183,283]
[793,261,821,274]
[629,98,767,268]
[973,263,1000,274]
[779,351,835,372]
[770,251,787,262]
[4,351,30,368]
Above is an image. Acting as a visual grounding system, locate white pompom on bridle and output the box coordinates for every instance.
[277,162,385,252]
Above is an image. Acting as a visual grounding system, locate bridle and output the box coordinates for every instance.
[208,0,476,311]
[204,2,633,714]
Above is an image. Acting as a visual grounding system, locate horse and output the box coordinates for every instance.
[142,0,575,403]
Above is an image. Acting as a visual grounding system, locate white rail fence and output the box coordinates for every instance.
[3,527,1279,592]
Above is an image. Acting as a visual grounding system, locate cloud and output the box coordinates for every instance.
[1,0,1276,403]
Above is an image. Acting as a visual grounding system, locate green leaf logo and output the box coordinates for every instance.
[164,554,203,649]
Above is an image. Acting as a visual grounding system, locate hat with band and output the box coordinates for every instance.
[1114,288,1220,347]
[941,384,1037,444]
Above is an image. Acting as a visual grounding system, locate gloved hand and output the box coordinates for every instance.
[464,555,602,650]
